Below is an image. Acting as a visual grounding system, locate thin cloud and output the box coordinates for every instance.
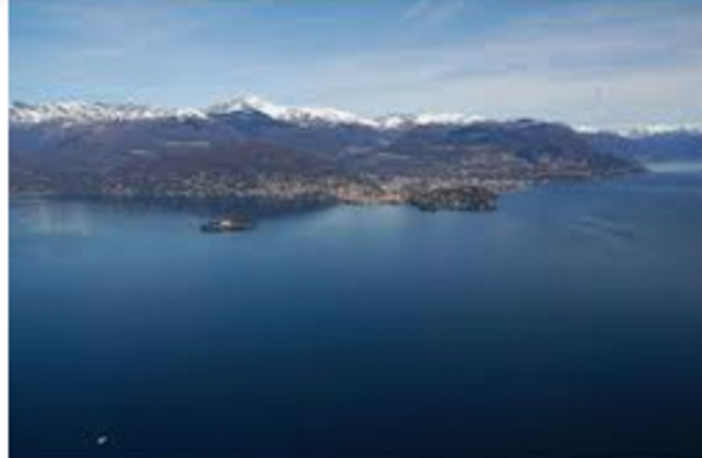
[402,0,466,25]
[10,0,702,127]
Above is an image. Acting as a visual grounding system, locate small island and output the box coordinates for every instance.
[200,215,254,233]
[408,186,498,212]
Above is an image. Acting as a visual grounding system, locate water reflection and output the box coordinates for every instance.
[12,199,94,236]
[646,161,702,174]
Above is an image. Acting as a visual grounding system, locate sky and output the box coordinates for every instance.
[9,0,702,128]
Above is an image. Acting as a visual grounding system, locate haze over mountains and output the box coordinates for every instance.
[9,96,700,204]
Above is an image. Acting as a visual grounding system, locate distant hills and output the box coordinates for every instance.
[584,129,702,162]
[10,96,697,204]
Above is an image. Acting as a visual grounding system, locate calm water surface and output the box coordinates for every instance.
[11,172,702,457]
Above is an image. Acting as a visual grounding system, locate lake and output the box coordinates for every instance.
[10,171,702,457]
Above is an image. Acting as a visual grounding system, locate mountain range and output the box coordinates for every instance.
[10,96,487,129]
[10,96,700,206]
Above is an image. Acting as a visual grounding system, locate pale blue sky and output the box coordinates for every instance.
[10,0,702,128]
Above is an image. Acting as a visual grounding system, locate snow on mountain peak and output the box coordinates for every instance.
[618,124,702,137]
[376,112,484,129]
[574,123,702,137]
[206,95,288,118]
[10,95,486,130]
[283,106,378,128]
[206,96,378,127]
[10,100,205,126]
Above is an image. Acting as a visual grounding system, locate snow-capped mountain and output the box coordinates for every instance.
[376,113,486,130]
[576,123,702,137]
[11,96,701,138]
[206,96,288,119]
[616,124,702,138]
[10,96,641,200]
[206,96,379,128]
[11,95,700,170]
[9,101,207,126]
[10,96,485,131]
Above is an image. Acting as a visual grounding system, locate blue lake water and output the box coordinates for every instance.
[10,172,702,457]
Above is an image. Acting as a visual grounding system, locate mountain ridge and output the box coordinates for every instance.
[11,96,701,136]
[8,95,669,209]
[9,96,484,131]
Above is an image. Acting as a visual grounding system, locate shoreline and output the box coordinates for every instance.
[9,170,646,216]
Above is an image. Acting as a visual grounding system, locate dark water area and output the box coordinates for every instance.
[10,172,702,457]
